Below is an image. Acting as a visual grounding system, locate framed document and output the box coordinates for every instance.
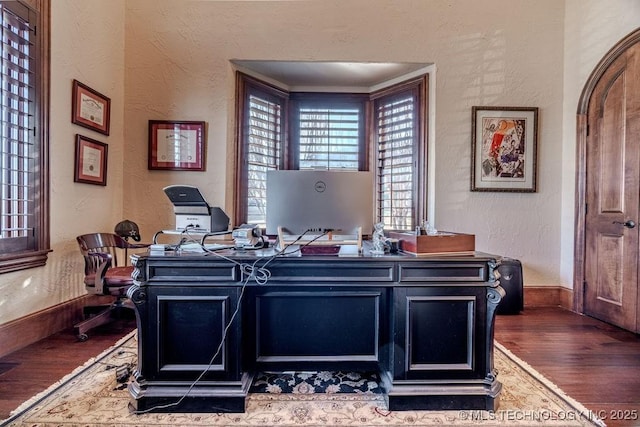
[71,80,111,136]
[74,134,108,186]
[471,106,538,192]
[148,120,206,171]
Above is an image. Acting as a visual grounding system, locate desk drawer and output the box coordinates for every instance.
[261,261,395,282]
[146,261,238,283]
[398,262,488,282]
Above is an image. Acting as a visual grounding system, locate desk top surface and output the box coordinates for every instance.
[135,242,499,263]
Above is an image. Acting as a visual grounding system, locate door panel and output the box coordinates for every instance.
[584,44,640,332]
[599,74,625,211]
[595,234,623,304]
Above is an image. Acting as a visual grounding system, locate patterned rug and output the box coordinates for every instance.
[250,371,384,394]
[2,331,605,427]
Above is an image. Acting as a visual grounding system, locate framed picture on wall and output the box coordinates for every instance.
[471,106,539,192]
[148,120,206,171]
[71,80,111,136]
[74,134,108,186]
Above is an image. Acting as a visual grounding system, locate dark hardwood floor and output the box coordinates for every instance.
[494,307,640,427]
[0,317,136,424]
[0,307,639,426]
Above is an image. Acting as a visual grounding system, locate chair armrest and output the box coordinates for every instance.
[88,252,112,295]
[126,242,151,249]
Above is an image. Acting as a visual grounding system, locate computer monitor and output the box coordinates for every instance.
[266,170,374,236]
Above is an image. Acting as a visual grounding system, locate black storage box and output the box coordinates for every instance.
[496,258,523,315]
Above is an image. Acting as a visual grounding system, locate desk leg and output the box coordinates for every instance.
[128,371,254,413]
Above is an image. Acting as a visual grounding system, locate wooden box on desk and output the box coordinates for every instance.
[389,231,475,255]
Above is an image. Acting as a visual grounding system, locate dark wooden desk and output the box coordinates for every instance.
[127,248,504,413]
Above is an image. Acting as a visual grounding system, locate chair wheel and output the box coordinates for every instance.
[77,333,89,342]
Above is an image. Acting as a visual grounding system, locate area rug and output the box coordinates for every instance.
[2,331,605,427]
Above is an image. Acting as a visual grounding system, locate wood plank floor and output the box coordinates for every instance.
[494,307,640,427]
[0,307,639,426]
[0,317,136,423]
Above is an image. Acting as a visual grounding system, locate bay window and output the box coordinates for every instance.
[235,70,427,232]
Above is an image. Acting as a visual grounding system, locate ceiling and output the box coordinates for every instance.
[231,60,430,91]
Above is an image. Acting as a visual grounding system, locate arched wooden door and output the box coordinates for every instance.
[575,29,640,333]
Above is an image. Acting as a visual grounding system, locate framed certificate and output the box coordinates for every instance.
[148,120,206,171]
[74,134,108,186]
[71,80,111,136]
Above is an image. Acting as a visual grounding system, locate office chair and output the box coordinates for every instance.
[74,232,148,341]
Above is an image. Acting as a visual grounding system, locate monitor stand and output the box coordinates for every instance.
[277,226,363,253]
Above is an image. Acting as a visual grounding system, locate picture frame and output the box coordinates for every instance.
[71,80,111,136]
[471,106,538,192]
[148,120,206,171]
[74,134,108,186]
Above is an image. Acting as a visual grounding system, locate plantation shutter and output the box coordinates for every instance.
[298,107,360,170]
[0,3,35,252]
[375,93,417,230]
[236,72,426,230]
[246,94,282,225]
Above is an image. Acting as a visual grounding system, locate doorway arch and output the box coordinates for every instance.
[574,28,640,319]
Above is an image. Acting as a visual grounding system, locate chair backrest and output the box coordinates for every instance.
[77,232,129,267]
[77,233,134,293]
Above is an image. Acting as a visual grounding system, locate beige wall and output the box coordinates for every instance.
[124,0,568,283]
[0,0,126,325]
[1,0,639,325]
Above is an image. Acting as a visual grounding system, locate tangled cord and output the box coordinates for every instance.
[240,261,271,285]
[133,228,330,413]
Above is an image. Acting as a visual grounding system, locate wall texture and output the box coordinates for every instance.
[124,0,567,284]
[0,0,126,325]
[1,0,639,325]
